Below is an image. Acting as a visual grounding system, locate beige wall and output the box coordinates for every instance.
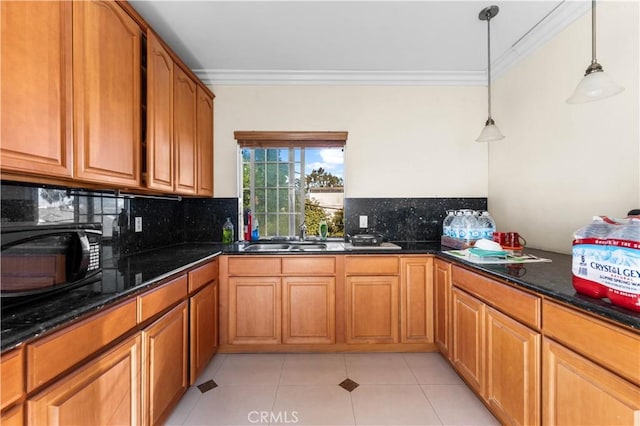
[490,0,639,254]
[210,1,639,254]
[211,85,487,198]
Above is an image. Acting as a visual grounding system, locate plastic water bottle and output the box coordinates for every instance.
[442,210,455,237]
[222,217,234,245]
[463,210,481,241]
[478,211,496,240]
[450,210,464,239]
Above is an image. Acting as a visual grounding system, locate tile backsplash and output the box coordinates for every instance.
[0,181,238,257]
[1,182,487,251]
[344,197,488,241]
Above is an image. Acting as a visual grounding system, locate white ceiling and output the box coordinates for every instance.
[129,0,590,85]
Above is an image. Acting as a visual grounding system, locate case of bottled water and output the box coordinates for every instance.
[572,216,640,312]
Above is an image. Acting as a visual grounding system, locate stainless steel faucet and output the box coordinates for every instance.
[299,221,307,240]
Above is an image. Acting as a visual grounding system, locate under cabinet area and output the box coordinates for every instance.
[222,256,336,348]
[450,265,541,426]
[0,347,24,425]
[434,259,453,358]
[542,300,640,425]
[345,256,399,344]
[27,334,142,425]
[188,259,219,385]
[1,257,219,426]
[219,254,435,352]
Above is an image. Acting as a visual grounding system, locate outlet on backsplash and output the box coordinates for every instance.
[135,217,142,233]
[359,215,368,229]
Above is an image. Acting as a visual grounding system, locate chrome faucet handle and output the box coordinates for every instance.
[299,221,307,240]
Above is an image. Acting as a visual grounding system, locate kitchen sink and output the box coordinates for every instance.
[242,241,343,252]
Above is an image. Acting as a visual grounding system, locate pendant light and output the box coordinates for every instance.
[567,0,623,103]
[476,5,504,143]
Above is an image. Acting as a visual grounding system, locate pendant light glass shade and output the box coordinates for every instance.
[476,119,505,142]
[567,0,624,103]
[567,68,624,103]
[476,5,504,143]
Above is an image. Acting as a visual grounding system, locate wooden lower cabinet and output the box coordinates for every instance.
[485,307,540,426]
[451,284,541,425]
[400,256,433,343]
[27,333,141,425]
[451,287,485,394]
[282,276,335,344]
[1,404,23,426]
[190,282,218,385]
[228,276,281,345]
[434,259,452,358]
[142,301,188,426]
[543,338,640,425]
[346,275,399,344]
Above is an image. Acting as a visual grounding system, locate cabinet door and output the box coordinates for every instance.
[283,276,335,344]
[27,334,141,425]
[1,404,23,426]
[173,66,197,195]
[146,31,174,192]
[400,257,433,343]
[73,0,141,187]
[1,1,73,178]
[190,282,218,385]
[543,338,640,425]
[452,288,484,394]
[485,307,540,426]
[229,276,281,344]
[346,275,399,344]
[1,348,23,411]
[434,259,452,358]
[196,86,214,196]
[143,301,189,426]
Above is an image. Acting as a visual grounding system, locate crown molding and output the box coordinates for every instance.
[492,0,590,78]
[194,1,590,87]
[194,69,486,86]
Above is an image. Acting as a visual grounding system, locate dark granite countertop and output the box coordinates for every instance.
[2,241,638,354]
[436,247,640,331]
[0,243,224,352]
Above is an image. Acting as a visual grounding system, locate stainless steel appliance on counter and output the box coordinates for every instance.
[1,223,102,306]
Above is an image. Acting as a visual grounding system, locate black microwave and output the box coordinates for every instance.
[1,223,102,305]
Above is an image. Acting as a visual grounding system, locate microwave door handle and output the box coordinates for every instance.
[68,232,91,281]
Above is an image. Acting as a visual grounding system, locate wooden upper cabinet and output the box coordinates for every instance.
[173,66,197,195]
[146,31,174,192]
[73,0,141,188]
[1,1,73,178]
[196,85,214,196]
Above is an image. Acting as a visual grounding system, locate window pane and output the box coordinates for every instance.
[102,197,116,214]
[266,189,277,212]
[240,145,344,238]
[254,164,265,187]
[266,164,278,187]
[253,189,266,213]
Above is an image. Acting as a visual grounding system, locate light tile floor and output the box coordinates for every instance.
[165,352,499,426]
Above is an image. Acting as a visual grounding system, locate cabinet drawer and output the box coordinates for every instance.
[543,300,640,386]
[282,256,336,275]
[138,275,188,323]
[1,348,23,410]
[228,257,281,276]
[452,266,540,328]
[27,299,137,392]
[188,259,219,293]
[345,256,399,275]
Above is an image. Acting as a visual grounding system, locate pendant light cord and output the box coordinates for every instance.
[591,0,597,63]
[487,12,492,120]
